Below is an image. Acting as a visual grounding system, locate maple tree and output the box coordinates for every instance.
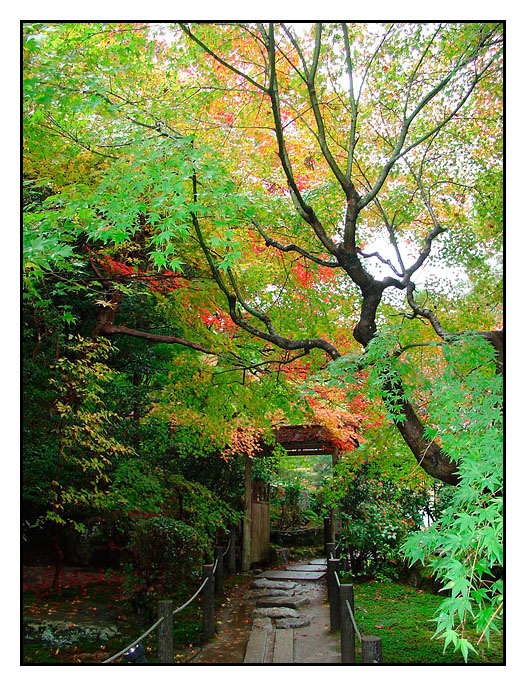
[23,22,503,658]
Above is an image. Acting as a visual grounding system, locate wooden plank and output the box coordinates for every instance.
[255,570,325,581]
[273,629,294,664]
[243,617,273,664]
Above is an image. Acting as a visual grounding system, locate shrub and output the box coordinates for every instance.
[126,516,206,615]
[324,460,429,580]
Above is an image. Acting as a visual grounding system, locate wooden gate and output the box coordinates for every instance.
[250,482,270,563]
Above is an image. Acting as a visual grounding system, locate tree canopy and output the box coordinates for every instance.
[24,21,502,477]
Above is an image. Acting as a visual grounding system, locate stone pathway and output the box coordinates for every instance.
[244,558,340,664]
[193,558,341,664]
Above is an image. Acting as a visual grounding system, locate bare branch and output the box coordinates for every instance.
[249,216,339,267]
[358,42,502,210]
[179,23,269,93]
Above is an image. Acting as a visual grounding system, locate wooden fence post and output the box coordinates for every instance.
[326,542,336,605]
[242,456,252,571]
[157,599,173,663]
[214,545,224,596]
[202,564,215,639]
[339,584,355,664]
[327,557,341,632]
[362,636,382,663]
[227,529,236,573]
[323,516,331,551]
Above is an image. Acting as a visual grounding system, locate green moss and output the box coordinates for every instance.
[352,581,503,664]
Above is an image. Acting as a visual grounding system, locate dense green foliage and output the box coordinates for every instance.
[403,337,503,659]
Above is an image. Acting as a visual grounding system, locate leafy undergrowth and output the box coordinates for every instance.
[288,545,325,561]
[22,565,244,664]
[353,580,503,664]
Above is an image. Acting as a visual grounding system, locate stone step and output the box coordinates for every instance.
[255,570,325,581]
[252,588,295,598]
[286,564,326,572]
[253,607,299,620]
[256,595,310,610]
[273,628,294,664]
[243,617,274,664]
[251,579,298,590]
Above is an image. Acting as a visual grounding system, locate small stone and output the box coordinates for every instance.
[253,607,299,619]
[275,617,311,629]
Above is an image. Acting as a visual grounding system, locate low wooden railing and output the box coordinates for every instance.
[326,542,382,664]
[102,531,236,664]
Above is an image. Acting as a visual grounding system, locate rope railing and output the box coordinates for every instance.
[102,543,227,665]
[222,536,231,556]
[345,598,362,643]
[173,575,210,616]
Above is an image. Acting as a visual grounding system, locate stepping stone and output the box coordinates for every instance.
[251,579,298,590]
[286,564,326,572]
[273,628,294,664]
[308,558,327,565]
[275,617,311,629]
[253,607,299,620]
[243,617,273,664]
[252,588,294,598]
[255,570,325,581]
[256,595,310,610]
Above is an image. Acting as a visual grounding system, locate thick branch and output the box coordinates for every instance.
[341,23,359,177]
[266,24,338,257]
[102,324,218,355]
[385,375,460,485]
[191,174,342,361]
[305,24,356,198]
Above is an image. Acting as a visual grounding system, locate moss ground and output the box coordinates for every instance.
[352,580,503,664]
